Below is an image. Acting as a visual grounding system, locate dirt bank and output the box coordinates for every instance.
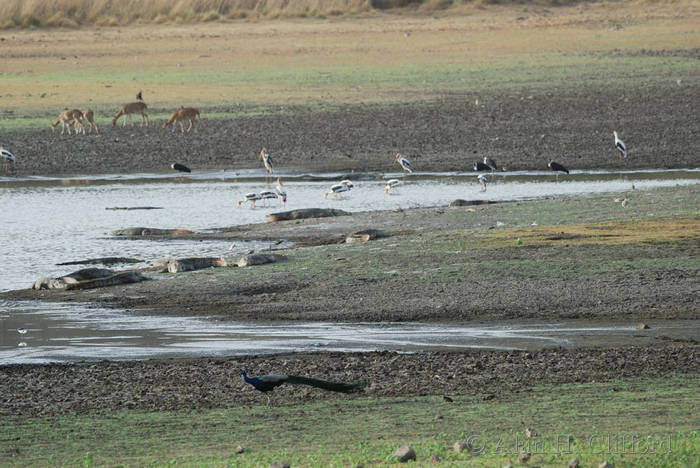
[1,344,696,417]
[3,83,699,178]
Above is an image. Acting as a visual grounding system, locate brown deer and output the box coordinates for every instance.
[80,109,99,134]
[162,107,200,132]
[112,102,149,127]
[51,109,84,135]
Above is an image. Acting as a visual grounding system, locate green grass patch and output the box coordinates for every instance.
[2,375,697,466]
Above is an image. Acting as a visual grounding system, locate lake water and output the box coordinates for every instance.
[1,168,698,363]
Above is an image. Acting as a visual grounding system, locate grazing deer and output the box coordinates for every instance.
[162,107,200,132]
[112,102,149,127]
[51,109,84,135]
[79,109,99,134]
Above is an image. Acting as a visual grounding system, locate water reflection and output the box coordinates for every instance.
[2,300,696,364]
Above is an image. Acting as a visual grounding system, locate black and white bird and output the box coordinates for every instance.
[483,156,498,171]
[171,162,191,173]
[1,147,16,173]
[394,153,413,175]
[17,328,27,336]
[259,147,273,175]
[613,131,627,163]
[548,160,569,174]
[240,369,367,406]
[237,192,263,208]
[324,180,353,199]
[473,161,491,171]
[384,178,401,194]
[275,178,288,206]
[259,190,279,207]
[477,174,488,192]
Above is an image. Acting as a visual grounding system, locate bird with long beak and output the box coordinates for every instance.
[477,174,488,192]
[394,153,413,175]
[275,178,287,206]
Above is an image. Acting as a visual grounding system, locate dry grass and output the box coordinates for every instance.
[484,217,700,248]
[0,0,686,28]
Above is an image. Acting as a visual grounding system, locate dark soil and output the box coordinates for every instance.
[3,84,699,178]
[1,344,696,417]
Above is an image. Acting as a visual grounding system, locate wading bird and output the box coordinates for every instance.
[384,178,401,194]
[275,178,288,206]
[259,147,273,175]
[17,328,27,336]
[483,156,498,171]
[1,147,16,173]
[477,174,488,192]
[473,161,491,171]
[613,131,627,164]
[171,163,191,173]
[240,369,367,407]
[394,153,413,175]
[237,192,262,208]
[259,190,279,207]
[324,180,353,199]
[548,160,569,174]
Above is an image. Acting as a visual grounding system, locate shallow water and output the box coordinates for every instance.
[1,170,698,364]
[2,300,697,364]
[1,169,697,292]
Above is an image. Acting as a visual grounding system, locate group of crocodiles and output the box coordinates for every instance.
[32,208,391,290]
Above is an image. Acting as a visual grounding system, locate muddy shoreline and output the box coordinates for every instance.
[1,344,697,417]
[3,84,699,179]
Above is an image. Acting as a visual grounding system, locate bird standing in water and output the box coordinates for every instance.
[275,178,288,206]
[259,147,273,180]
[477,174,488,192]
[240,369,367,407]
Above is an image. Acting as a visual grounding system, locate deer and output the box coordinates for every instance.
[51,109,85,135]
[162,107,200,132]
[79,109,99,134]
[112,101,149,127]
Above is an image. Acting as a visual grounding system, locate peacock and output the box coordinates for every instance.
[240,369,368,406]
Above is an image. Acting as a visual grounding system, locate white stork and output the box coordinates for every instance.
[384,178,401,194]
[613,131,627,164]
[1,147,16,174]
[477,174,488,192]
[237,192,263,208]
[394,153,413,175]
[259,190,278,207]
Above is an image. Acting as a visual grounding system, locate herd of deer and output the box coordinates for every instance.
[50,102,200,135]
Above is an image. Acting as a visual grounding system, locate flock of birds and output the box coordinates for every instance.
[224,130,628,207]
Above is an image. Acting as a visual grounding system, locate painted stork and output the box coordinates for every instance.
[1,147,16,174]
[483,156,497,171]
[171,162,191,173]
[259,147,273,175]
[477,174,488,192]
[473,161,490,171]
[237,192,263,208]
[259,190,279,207]
[324,180,353,199]
[548,160,569,174]
[275,178,288,206]
[385,178,401,194]
[394,153,413,175]
[613,131,627,163]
